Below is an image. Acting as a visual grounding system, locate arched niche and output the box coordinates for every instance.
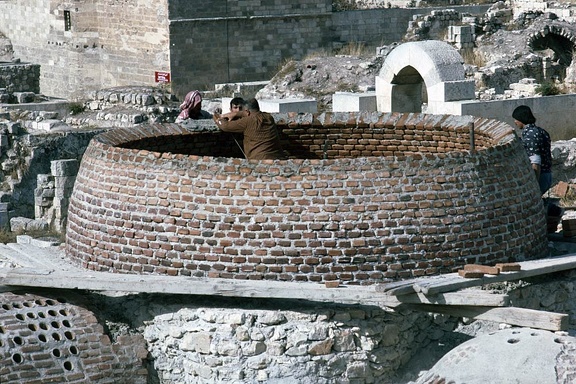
[376,40,475,113]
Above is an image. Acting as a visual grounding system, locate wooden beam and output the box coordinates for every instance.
[0,268,403,307]
[379,254,576,296]
[397,291,509,307]
[406,304,569,331]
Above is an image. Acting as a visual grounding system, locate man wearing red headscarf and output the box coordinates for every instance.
[177,90,211,120]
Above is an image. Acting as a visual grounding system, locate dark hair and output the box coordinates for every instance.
[244,98,260,112]
[512,105,536,125]
[230,97,244,108]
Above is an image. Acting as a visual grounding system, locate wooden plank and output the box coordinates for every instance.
[399,254,576,296]
[0,268,405,307]
[1,243,66,271]
[406,304,569,331]
[0,243,48,269]
[397,291,509,307]
[0,268,508,308]
[376,279,416,293]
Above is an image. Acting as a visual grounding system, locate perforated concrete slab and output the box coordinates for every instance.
[415,328,576,384]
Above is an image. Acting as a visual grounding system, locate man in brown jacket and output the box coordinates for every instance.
[214,98,286,160]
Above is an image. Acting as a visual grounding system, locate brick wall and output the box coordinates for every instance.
[65,112,548,283]
[0,291,147,383]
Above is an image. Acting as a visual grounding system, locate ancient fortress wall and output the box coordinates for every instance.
[0,0,170,99]
[0,0,490,99]
[65,113,549,282]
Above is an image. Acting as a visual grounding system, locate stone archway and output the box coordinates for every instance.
[528,25,576,82]
[375,40,475,113]
[529,25,575,67]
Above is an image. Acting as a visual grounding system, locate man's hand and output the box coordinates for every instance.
[532,163,541,180]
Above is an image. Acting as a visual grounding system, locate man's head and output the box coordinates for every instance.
[512,105,536,128]
[244,98,261,112]
[230,97,245,113]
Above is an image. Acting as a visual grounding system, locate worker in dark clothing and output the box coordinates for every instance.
[214,98,286,160]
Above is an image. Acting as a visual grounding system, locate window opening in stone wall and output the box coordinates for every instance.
[64,10,71,31]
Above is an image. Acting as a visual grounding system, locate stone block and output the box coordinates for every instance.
[0,134,8,149]
[54,175,76,191]
[51,159,79,177]
[37,174,54,186]
[14,92,35,103]
[6,121,21,135]
[16,234,32,244]
[428,80,475,102]
[332,92,376,112]
[31,237,60,248]
[10,216,32,232]
[258,99,317,113]
[34,119,68,131]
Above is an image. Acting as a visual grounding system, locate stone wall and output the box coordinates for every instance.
[142,300,456,383]
[436,93,576,141]
[0,62,40,94]
[0,0,170,100]
[64,112,549,282]
[0,0,490,100]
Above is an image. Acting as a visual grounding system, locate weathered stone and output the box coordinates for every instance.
[347,361,370,379]
[308,325,329,341]
[333,330,356,352]
[235,326,250,341]
[10,216,32,232]
[257,312,286,325]
[381,324,401,346]
[217,341,240,356]
[242,341,266,356]
[265,341,285,356]
[51,159,79,177]
[332,312,352,322]
[308,339,333,356]
[284,344,308,356]
[180,332,211,353]
[250,328,265,341]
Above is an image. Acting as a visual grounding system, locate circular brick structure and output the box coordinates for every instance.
[0,291,147,383]
[65,112,548,284]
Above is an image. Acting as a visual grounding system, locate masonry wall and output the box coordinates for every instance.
[438,94,576,141]
[65,112,549,282]
[0,63,40,94]
[142,299,457,383]
[0,0,490,99]
[0,0,170,99]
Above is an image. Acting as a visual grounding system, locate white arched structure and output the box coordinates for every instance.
[376,40,475,113]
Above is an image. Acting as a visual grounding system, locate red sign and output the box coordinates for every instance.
[155,71,171,83]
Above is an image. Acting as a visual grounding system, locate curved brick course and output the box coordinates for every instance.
[0,291,147,383]
[65,112,548,284]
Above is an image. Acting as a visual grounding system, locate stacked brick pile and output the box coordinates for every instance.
[65,112,548,284]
